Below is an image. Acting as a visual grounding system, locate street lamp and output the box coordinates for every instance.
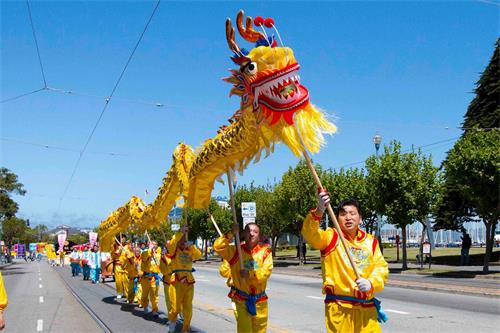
[373,133,383,253]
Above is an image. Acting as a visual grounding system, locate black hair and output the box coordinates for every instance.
[244,223,260,233]
[337,198,362,216]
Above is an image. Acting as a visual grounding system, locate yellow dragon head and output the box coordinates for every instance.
[224,10,336,156]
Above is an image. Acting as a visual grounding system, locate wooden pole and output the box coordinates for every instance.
[294,123,361,279]
[209,213,223,237]
[144,230,159,266]
[227,170,244,270]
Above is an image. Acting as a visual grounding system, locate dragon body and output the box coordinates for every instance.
[98,10,336,241]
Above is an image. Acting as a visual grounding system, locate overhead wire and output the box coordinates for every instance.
[26,0,47,88]
[59,0,162,207]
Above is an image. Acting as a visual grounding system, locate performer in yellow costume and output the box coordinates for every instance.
[0,272,8,330]
[214,223,273,333]
[111,236,128,299]
[302,190,389,333]
[167,227,202,333]
[132,247,143,305]
[124,244,140,304]
[159,241,173,316]
[141,240,161,316]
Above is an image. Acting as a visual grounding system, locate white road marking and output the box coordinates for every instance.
[385,309,409,315]
[39,277,42,281]
[39,296,44,303]
[37,319,43,331]
[306,296,323,300]
[39,284,43,289]
[197,279,211,282]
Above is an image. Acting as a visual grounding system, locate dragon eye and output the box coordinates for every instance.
[244,62,258,75]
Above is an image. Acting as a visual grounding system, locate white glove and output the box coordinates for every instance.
[356,278,372,292]
[316,189,330,214]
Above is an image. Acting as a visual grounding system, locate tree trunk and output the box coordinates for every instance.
[419,224,427,268]
[483,220,497,273]
[402,225,408,270]
[204,239,208,260]
[271,235,278,257]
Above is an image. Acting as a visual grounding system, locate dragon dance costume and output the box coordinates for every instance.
[302,209,389,333]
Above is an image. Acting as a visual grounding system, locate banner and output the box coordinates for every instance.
[58,232,67,252]
[89,232,98,246]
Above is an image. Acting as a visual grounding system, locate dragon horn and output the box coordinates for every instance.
[226,18,241,54]
[236,10,265,43]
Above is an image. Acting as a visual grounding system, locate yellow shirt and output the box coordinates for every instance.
[166,232,202,284]
[140,248,161,274]
[0,272,7,312]
[301,209,388,307]
[159,253,172,284]
[219,259,233,287]
[214,233,273,302]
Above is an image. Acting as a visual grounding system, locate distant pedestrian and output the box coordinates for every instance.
[88,245,101,283]
[69,248,81,277]
[460,230,472,266]
[58,249,65,267]
[81,246,91,280]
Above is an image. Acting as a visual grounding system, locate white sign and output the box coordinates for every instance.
[243,217,255,228]
[423,242,431,255]
[171,224,180,232]
[241,202,256,218]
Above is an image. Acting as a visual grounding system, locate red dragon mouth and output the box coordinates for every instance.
[250,63,309,125]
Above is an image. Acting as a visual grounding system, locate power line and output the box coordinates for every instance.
[26,0,47,88]
[332,136,460,169]
[0,87,46,104]
[59,0,161,206]
[1,137,128,156]
[45,86,165,108]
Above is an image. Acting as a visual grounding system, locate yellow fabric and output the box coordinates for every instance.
[140,276,159,312]
[111,245,127,295]
[166,232,202,284]
[0,272,7,312]
[219,259,233,287]
[214,233,273,297]
[234,300,268,333]
[301,210,388,302]
[140,249,161,274]
[325,302,381,333]
[159,254,173,313]
[127,254,142,303]
[168,282,194,332]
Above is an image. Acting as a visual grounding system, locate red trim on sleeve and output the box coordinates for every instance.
[372,238,379,254]
[228,250,239,266]
[320,230,339,257]
[262,248,271,262]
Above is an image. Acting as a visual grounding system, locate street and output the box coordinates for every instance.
[2,259,499,332]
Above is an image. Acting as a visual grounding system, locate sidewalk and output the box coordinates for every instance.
[195,255,500,297]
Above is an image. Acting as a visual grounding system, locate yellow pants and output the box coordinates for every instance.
[127,277,141,303]
[114,266,127,296]
[141,276,159,312]
[163,283,172,314]
[325,303,381,333]
[234,300,268,333]
[168,283,194,332]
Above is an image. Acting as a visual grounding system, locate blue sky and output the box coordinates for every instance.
[1,1,498,228]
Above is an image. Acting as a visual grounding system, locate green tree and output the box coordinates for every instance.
[323,168,377,234]
[462,38,499,131]
[2,216,28,246]
[366,141,438,270]
[441,130,500,272]
[0,167,26,222]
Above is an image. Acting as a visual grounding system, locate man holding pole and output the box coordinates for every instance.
[111,236,128,299]
[214,222,273,333]
[167,226,201,333]
[302,190,388,333]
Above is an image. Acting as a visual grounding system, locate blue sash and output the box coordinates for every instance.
[171,268,196,274]
[133,277,139,293]
[232,287,267,317]
[325,294,388,323]
[143,272,160,286]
